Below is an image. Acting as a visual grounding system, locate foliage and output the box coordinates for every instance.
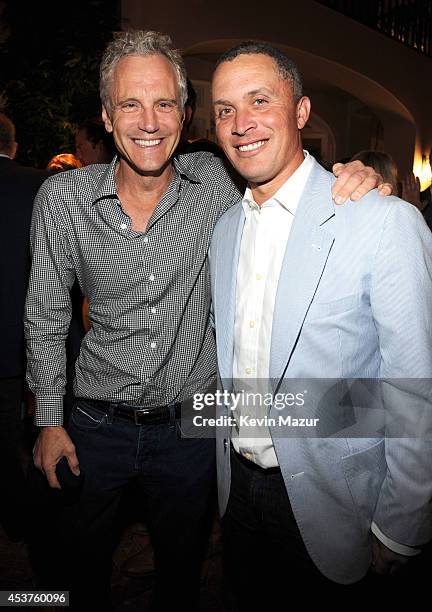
[0,0,120,167]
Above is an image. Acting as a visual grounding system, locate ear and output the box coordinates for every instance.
[101,106,113,133]
[296,96,311,130]
[184,105,193,128]
[10,141,18,160]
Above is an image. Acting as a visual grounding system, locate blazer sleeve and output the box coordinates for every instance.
[370,200,432,546]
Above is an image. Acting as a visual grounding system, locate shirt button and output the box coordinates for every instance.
[120,223,127,230]
[150,342,157,349]
[245,367,252,375]
[256,273,262,281]
[249,320,255,328]
[149,274,155,281]
[143,236,148,243]
[151,307,156,314]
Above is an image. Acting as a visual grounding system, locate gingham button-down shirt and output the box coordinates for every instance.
[25,152,241,426]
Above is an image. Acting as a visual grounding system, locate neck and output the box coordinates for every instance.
[250,147,305,206]
[115,159,174,204]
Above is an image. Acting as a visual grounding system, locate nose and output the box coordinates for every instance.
[137,107,159,133]
[232,107,256,136]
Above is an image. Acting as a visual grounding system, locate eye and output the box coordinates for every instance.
[121,102,139,113]
[253,98,267,106]
[217,107,232,119]
[158,101,176,112]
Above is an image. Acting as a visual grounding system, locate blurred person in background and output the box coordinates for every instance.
[351,150,427,225]
[47,153,82,173]
[350,150,398,195]
[75,117,115,166]
[0,112,49,542]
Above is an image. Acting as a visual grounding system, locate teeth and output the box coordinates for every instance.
[134,139,161,147]
[238,140,265,152]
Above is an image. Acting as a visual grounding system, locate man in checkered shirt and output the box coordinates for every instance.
[25,30,388,611]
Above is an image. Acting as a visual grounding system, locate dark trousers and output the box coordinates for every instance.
[0,377,26,541]
[222,447,428,610]
[32,399,216,611]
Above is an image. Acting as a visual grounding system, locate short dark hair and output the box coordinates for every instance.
[0,112,15,153]
[77,118,115,154]
[215,41,303,101]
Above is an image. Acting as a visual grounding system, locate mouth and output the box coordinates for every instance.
[235,140,267,153]
[132,138,162,148]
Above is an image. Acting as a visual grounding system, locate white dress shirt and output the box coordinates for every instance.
[232,151,313,468]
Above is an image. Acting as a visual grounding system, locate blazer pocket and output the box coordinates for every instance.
[342,439,386,530]
[306,293,360,321]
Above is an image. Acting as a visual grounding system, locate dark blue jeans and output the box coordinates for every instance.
[222,447,331,610]
[52,399,215,611]
[222,447,430,609]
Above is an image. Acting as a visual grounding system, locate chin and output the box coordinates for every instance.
[240,171,269,184]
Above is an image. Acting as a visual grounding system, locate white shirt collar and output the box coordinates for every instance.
[242,150,314,215]
[0,153,12,159]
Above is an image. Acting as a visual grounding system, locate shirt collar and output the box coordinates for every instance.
[92,155,119,205]
[242,150,314,215]
[173,155,201,183]
[91,154,201,206]
[0,153,12,160]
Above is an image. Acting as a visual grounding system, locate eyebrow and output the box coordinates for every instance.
[213,99,232,106]
[115,97,178,105]
[213,87,273,106]
[246,87,273,97]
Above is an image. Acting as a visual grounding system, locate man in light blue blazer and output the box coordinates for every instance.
[209,41,432,604]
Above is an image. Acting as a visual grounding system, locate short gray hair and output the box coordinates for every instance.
[100,30,187,114]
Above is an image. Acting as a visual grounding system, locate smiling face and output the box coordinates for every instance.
[101,54,184,179]
[212,53,310,201]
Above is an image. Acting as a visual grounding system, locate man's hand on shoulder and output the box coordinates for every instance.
[371,535,411,576]
[331,159,393,204]
[33,426,80,489]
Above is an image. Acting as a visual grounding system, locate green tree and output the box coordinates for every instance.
[0,0,120,167]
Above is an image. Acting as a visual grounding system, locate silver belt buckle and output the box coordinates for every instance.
[134,407,151,425]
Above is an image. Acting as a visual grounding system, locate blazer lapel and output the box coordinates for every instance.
[270,162,336,383]
[215,204,245,385]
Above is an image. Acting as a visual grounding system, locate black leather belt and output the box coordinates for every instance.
[76,398,182,426]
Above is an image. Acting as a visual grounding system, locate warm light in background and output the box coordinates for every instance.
[414,153,432,191]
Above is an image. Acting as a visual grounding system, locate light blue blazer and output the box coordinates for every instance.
[209,158,432,584]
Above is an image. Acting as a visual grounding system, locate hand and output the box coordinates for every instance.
[332,160,392,205]
[401,172,424,211]
[33,426,80,489]
[371,535,411,576]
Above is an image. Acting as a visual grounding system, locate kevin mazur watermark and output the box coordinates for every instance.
[191,390,319,428]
